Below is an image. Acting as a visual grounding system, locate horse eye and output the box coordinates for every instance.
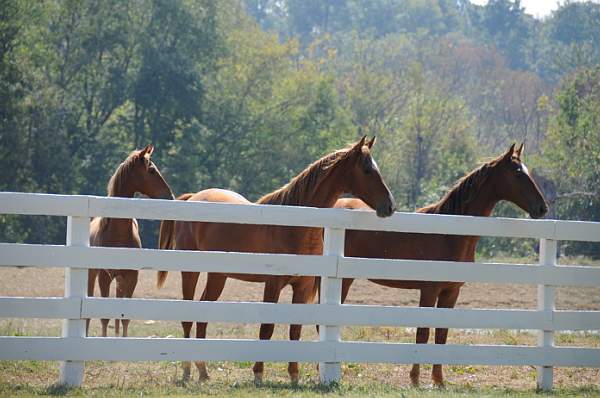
[148,167,157,174]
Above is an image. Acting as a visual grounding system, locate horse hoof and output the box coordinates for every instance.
[410,377,420,388]
[433,380,445,389]
[175,378,187,387]
[254,373,263,386]
[179,367,191,385]
[177,374,190,386]
[289,373,299,385]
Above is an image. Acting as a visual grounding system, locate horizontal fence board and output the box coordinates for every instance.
[0,243,336,277]
[555,220,600,243]
[2,243,600,287]
[83,298,323,325]
[89,195,561,239]
[2,243,599,286]
[89,195,345,229]
[0,193,89,218]
[554,311,600,331]
[4,297,596,331]
[2,192,599,241]
[336,342,600,367]
[0,297,80,319]
[1,337,598,367]
[0,337,333,362]
[81,298,600,331]
[338,257,600,287]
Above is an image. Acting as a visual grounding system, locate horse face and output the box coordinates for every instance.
[496,143,548,219]
[133,145,174,200]
[345,137,395,218]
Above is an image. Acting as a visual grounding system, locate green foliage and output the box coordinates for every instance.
[541,66,600,257]
[0,0,599,259]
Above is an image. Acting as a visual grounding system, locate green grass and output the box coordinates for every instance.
[1,381,600,398]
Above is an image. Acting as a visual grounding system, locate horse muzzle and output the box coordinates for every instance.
[376,201,396,218]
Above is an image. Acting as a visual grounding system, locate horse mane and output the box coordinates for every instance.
[99,149,144,230]
[419,155,501,215]
[107,150,144,197]
[257,146,353,206]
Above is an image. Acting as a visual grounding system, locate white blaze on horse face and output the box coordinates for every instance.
[521,162,530,176]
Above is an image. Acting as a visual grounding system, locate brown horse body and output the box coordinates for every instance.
[337,144,548,387]
[87,145,173,337]
[157,136,395,383]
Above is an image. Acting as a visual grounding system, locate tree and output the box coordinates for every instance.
[471,0,533,70]
[541,67,600,257]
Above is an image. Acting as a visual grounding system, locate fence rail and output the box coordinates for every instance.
[2,297,600,330]
[1,192,600,391]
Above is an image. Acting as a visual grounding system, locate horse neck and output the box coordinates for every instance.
[461,178,500,218]
[439,176,501,261]
[259,160,345,208]
[304,172,345,208]
[101,180,136,231]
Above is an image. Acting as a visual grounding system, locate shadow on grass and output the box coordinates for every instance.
[45,383,75,396]
[240,379,341,393]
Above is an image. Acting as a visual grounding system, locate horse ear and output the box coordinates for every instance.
[355,135,367,150]
[366,136,376,149]
[503,143,516,161]
[516,142,524,158]
[141,144,154,157]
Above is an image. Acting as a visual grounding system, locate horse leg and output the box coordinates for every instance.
[194,273,227,381]
[86,269,98,336]
[288,280,317,384]
[409,289,438,387]
[253,279,283,385]
[180,271,200,384]
[116,270,138,337]
[114,273,124,336]
[431,288,460,388]
[98,271,112,337]
[341,278,354,304]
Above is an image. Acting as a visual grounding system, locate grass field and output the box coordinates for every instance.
[1,255,599,397]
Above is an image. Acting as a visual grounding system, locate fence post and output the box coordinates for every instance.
[58,216,89,386]
[537,238,557,391]
[319,227,344,384]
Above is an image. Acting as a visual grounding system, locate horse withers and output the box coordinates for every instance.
[337,143,548,387]
[157,136,395,384]
[87,144,174,337]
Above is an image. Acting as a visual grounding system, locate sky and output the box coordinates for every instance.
[469,0,590,18]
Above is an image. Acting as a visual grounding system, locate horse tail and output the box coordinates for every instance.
[314,276,321,335]
[158,219,175,250]
[156,219,173,289]
[157,193,195,289]
[156,270,169,289]
[313,276,321,304]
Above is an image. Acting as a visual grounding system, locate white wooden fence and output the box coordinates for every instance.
[1,192,600,391]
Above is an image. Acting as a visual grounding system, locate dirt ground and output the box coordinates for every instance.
[1,262,599,392]
[2,263,599,310]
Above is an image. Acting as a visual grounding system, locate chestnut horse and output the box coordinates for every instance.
[86,144,174,337]
[337,143,548,387]
[157,136,395,384]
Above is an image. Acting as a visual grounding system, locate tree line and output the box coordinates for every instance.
[1,0,599,257]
